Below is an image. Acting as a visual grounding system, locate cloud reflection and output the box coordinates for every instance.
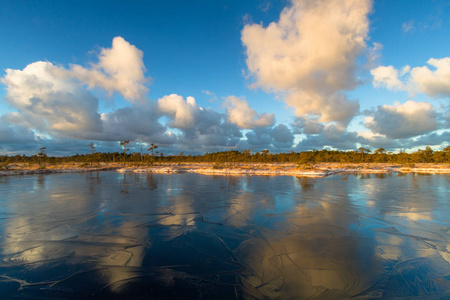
[0,172,448,298]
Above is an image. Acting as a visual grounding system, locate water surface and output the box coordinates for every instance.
[0,172,449,299]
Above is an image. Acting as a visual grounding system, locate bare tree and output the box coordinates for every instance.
[120,140,130,165]
[88,142,95,166]
[148,143,158,157]
[148,143,158,165]
[89,142,95,154]
[37,147,47,167]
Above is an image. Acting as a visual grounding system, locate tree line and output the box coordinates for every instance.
[1,144,449,167]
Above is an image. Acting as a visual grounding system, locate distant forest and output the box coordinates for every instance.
[1,145,449,167]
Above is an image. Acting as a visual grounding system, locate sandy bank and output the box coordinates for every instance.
[0,163,121,176]
[2,162,449,177]
[116,163,450,177]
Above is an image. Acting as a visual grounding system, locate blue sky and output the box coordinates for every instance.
[1,0,449,155]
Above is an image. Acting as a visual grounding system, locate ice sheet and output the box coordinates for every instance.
[0,172,448,299]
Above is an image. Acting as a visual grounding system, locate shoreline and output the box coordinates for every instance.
[118,162,450,177]
[0,165,121,177]
[1,162,449,177]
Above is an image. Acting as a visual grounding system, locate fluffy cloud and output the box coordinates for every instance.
[100,103,174,145]
[157,94,242,151]
[371,65,404,90]
[224,96,274,129]
[158,94,199,129]
[371,57,450,98]
[175,120,242,152]
[270,124,295,148]
[66,36,149,102]
[242,0,371,124]
[2,31,447,155]
[2,61,102,138]
[407,131,450,148]
[0,36,247,154]
[0,119,36,145]
[295,124,362,151]
[410,57,450,98]
[365,101,439,139]
[293,111,447,152]
[292,117,324,134]
[356,131,403,150]
[0,37,173,147]
[285,91,359,124]
[358,130,450,151]
[245,124,294,150]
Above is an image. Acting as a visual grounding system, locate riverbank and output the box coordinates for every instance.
[0,163,121,176]
[2,162,449,177]
[117,162,450,177]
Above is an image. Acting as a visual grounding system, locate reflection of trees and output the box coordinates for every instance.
[0,175,10,184]
[374,173,387,179]
[36,173,46,189]
[355,173,371,180]
[120,173,128,194]
[227,176,238,190]
[86,172,102,194]
[341,174,349,180]
[296,176,315,191]
[146,173,157,190]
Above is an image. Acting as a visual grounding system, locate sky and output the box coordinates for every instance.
[0,0,449,156]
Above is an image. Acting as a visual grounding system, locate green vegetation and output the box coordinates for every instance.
[1,146,449,166]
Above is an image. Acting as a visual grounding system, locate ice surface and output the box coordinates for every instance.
[0,172,448,299]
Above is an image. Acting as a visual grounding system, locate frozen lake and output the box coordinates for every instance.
[0,172,449,299]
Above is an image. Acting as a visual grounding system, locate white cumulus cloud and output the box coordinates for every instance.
[244,124,294,150]
[371,65,404,90]
[410,57,450,98]
[365,100,439,139]
[66,36,149,102]
[242,0,371,124]
[157,94,243,151]
[158,94,199,129]
[1,61,102,137]
[224,96,274,129]
[371,57,450,98]
[100,102,173,145]
[295,123,361,151]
